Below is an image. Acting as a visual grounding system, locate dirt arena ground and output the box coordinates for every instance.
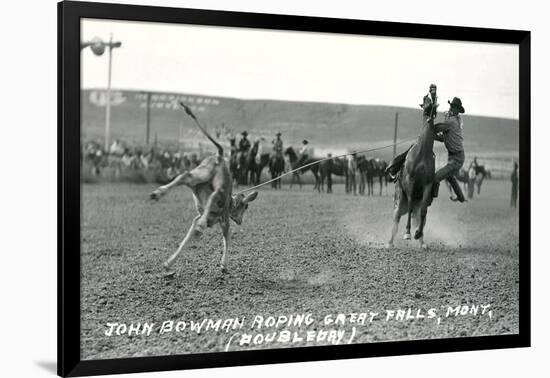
[80,179,519,360]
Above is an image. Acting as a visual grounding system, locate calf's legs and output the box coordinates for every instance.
[163,215,201,271]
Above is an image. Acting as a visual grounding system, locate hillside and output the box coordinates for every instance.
[81,89,519,161]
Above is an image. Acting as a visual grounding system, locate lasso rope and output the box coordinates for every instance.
[234,137,418,195]
[177,102,418,196]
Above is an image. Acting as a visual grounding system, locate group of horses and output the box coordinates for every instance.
[229,138,285,189]
[283,147,389,196]
[225,122,493,249]
[227,138,390,196]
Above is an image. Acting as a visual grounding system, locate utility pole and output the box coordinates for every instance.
[144,92,152,144]
[81,35,121,150]
[393,112,399,157]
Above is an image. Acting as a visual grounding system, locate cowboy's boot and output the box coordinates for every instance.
[431,181,440,198]
[448,176,466,203]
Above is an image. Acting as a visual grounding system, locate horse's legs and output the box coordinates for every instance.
[477,177,483,195]
[344,174,348,193]
[379,176,383,196]
[313,171,320,193]
[404,194,413,240]
[387,195,407,248]
[368,177,373,196]
[414,187,431,249]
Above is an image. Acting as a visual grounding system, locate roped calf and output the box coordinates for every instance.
[150,104,258,275]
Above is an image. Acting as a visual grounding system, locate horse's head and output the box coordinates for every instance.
[253,139,260,150]
[284,147,296,160]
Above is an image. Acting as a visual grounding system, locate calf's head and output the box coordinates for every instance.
[230,191,258,225]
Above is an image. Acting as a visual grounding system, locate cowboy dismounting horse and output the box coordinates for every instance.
[386,87,467,247]
[386,107,436,249]
[386,87,467,203]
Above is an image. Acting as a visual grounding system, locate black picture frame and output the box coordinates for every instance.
[58,1,531,376]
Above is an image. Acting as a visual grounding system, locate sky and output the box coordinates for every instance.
[81,18,519,119]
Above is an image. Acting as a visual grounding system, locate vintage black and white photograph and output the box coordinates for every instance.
[79,17,520,360]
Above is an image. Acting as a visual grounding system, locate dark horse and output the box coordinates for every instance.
[358,156,386,196]
[367,158,388,196]
[319,156,348,193]
[228,137,239,186]
[269,153,285,189]
[247,140,271,186]
[284,147,320,191]
[246,140,260,186]
[236,150,249,186]
[357,155,368,195]
[387,117,435,249]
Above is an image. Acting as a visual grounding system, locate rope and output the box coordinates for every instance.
[234,137,418,195]
[175,102,418,196]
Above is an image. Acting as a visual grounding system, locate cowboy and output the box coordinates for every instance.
[272,132,284,156]
[297,139,311,167]
[431,97,467,202]
[385,93,467,202]
[510,161,519,208]
[385,84,439,180]
[469,156,479,172]
[238,131,251,153]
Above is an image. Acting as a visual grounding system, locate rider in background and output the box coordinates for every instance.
[297,139,312,167]
[238,131,251,154]
[510,161,519,208]
[272,132,283,157]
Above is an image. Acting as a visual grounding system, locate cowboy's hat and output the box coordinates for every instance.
[241,131,248,136]
[302,139,309,144]
[276,132,282,136]
[448,97,465,113]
